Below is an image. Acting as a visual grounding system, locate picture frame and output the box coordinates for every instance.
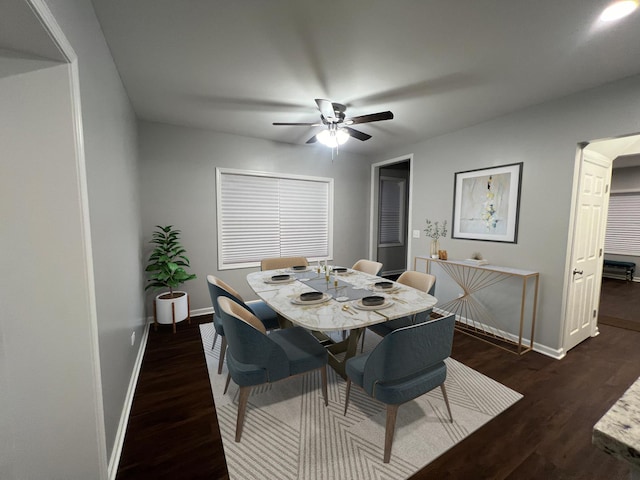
[452,162,523,243]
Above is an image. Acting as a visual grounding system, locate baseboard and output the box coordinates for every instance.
[190,300,267,319]
[190,303,267,320]
[191,306,214,317]
[534,343,565,359]
[603,273,639,282]
[145,306,214,324]
[435,308,564,359]
[107,320,151,480]
[193,304,567,358]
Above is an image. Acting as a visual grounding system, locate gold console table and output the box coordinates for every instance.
[414,257,539,355]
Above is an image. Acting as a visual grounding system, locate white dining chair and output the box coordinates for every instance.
[351,259,383,276]
[260,256,309,271]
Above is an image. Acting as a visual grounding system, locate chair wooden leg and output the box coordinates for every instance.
[153,300,158,332]
[384,404,400,463]
[212,331,218,350]
[223,373,231,395]
[441,384,453,422]
[235,386,251,442]
[320,366,328,406]
[360,329,366,352]
[344,378,352,416]
[217,337,227,374]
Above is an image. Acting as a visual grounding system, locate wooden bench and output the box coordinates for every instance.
[603,260,636,281]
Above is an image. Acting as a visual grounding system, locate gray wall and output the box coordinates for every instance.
[611,165,640,191]
[1,62,105,478]
[138,121,373,310]
[373,75,640,354]
[605,165,640,272]
[44,0,144,463]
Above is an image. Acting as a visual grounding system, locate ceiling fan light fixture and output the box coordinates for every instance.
[317,128,349,147]
[600,1,638,21]
[274,99,393,146]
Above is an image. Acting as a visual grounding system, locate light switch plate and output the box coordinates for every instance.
[412,230,420,238]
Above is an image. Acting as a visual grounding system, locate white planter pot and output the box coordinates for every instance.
[154,291,190,331]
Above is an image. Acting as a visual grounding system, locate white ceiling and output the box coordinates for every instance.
[588,134,640,168]
[89,0,640,154]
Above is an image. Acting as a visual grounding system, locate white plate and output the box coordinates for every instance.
[352,299,394,311]
[286,267,312,273]
[370,284,400,293]
[264,276,296,285]
[291,292,332,305]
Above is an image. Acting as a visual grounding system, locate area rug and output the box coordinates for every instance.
[199,323,522,480]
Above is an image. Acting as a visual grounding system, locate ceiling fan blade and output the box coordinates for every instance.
[346,111,394,125]
[332,102,347,114]
[344,127,372,141]
[315,99,336,121]
[306,134,318,144]
[273,122,322,126]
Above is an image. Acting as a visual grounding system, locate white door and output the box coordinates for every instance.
[563,149,611,352]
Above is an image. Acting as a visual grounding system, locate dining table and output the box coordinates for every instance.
[246,265,438,378]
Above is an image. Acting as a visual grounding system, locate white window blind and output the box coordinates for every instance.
[217,168,333,269]
[604,192,640,255]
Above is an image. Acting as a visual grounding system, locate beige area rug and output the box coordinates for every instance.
[200,323,522,480]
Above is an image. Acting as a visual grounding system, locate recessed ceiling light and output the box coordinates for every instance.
[600,1,638,22]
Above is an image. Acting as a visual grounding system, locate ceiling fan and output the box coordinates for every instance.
[273,99,394,147]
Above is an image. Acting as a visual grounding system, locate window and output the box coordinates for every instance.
[604,192,640,255]
[378,176,406,247]
[216,168,333,269]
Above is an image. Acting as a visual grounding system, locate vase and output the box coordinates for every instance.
[430,239,440,259]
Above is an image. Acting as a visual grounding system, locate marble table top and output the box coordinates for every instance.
[593,375,640,470]
[247,268,437,332]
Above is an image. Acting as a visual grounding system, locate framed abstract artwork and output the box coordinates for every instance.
[452,162,523,243]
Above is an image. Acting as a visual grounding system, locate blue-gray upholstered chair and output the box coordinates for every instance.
[344,314,456,463]
[351,259,383,276]
[206,275,280,374]
[217,297,329,442]
[361,271,436,351]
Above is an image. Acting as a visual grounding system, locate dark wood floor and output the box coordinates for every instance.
[117,292,640,479]
[599,277,640,331]
[116,316,228,480]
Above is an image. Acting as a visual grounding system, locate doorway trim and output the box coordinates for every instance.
[369,154,414,271]
[28,0,108,477]
[560,132,640,354]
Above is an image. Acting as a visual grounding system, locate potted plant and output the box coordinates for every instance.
[424,219,448,259]
[145,225,197,332]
